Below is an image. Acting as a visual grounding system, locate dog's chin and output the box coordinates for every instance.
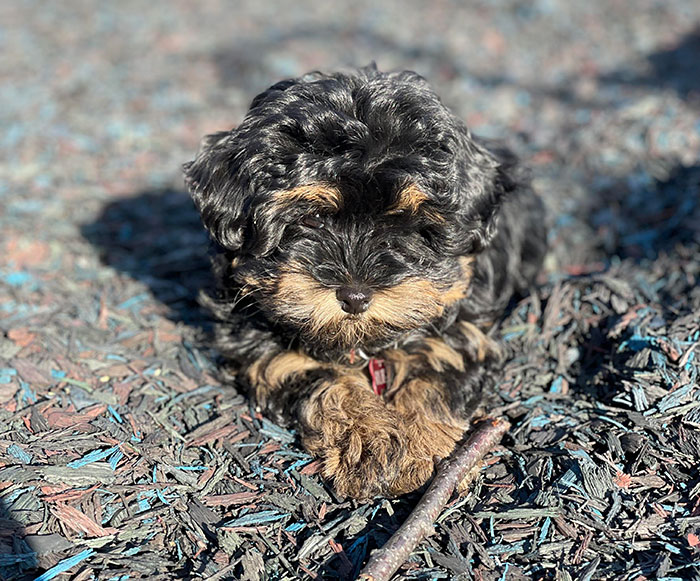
[294,311,422,355]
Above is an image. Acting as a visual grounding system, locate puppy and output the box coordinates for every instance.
[184,66,545,500]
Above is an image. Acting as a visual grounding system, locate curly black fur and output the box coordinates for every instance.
[184,66,546,499]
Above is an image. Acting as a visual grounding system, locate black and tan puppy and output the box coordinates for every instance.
[184,66,545,499]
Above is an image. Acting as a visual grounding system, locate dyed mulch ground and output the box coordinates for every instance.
[1,2,699,580]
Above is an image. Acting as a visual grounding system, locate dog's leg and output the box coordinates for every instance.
[299,374,407,500]
[298,330,501,499]
[247,351,407,499]
[382,328,501,495]
[385,376,467,495]
[247,322,501,499]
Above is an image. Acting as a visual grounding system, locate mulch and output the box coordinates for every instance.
[1,2,699,580]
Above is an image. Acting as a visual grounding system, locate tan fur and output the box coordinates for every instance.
[273,252,478,348]
[297,343,473,497]
[273,184,341,210]
[246,355,267,388]
[386,377,467,495]
[388,184,445,223]
[439,256,475,306]
[275,269,344,330]
[248,351,321,405]
[383,348,420,394]
[369,279,445,325]
[420,337,465,372]
[459,321,500,362]
[239,273,266,293]
[275,267,456,348]
[389,183,430,214]
[290,342,480,497]
[300,374,405,499]
[300,373,468,498]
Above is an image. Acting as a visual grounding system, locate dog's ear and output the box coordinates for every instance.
[451,134,522,254]
[183,131,248,252]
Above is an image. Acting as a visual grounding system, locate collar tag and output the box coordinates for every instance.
[347,348,370,367]
[368,358,388,396]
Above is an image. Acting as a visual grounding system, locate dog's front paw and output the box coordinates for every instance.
[321,422,405,500]
[385,377,467,495]
[300,375,406,500]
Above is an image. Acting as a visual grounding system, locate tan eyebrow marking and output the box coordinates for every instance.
[387,183,445,222]
[273,184,342,210]
[389,183,430,214]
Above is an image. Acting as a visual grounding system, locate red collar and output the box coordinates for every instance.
[348,348,389,396]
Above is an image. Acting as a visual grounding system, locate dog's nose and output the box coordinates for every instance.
[336,286,373,314]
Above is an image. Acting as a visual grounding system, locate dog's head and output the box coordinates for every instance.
[184,67,517,353]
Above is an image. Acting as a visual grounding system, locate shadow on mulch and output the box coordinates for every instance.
[601,27,700,103]
[0,498,36,581]
[563,161,699,386]
[587,163,700,262]
[81,188,214,332]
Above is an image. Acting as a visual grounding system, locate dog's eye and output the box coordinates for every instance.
[301,213,325,229]
[419,227,437,246]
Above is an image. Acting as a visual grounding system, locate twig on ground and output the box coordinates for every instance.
[357,417,510,581]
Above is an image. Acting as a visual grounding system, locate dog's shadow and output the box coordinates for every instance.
[81,188,214,332]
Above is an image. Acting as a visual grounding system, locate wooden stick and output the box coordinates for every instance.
[357,417,510,581]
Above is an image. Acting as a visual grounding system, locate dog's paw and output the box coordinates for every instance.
[300,375,408,500]
[321,423,406,500]
[300,374,467,500]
